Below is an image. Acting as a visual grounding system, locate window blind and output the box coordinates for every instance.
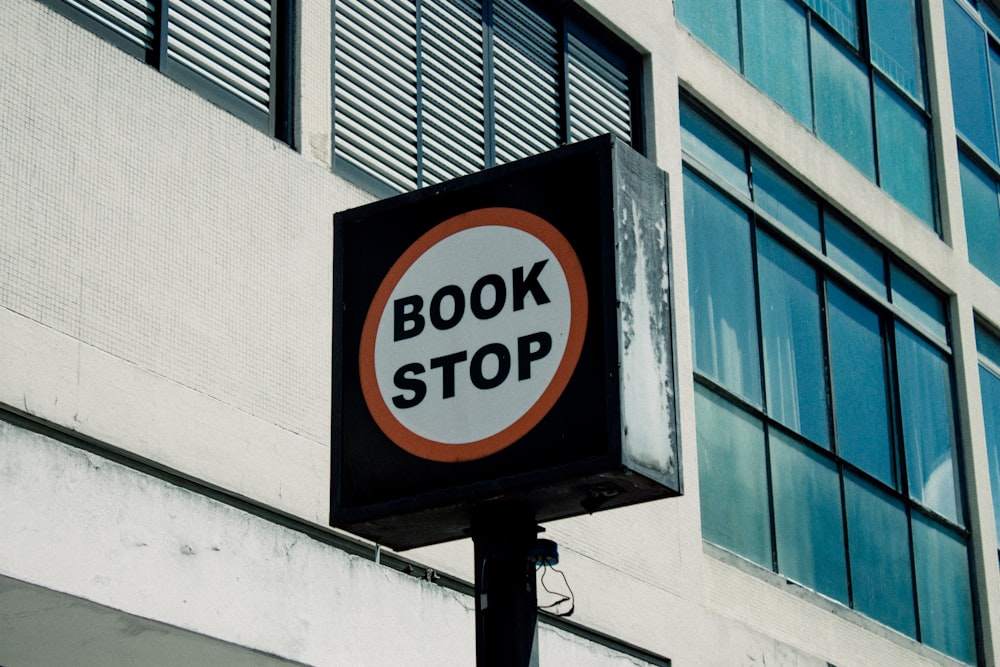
[332,0,642,193]
[167,0,273,115]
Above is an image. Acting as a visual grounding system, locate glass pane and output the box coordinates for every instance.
[751,155,822,250]
[958,153,1000,285]
[695,386,772,567]
[811,23,876,178]
[980,364,1000,541]
[675,0,740,69]
[896,324,962,524]
[944,0,998,163]
[890,262,948,342]
[978,321,1000,365]
[824,215,886,296]
[685,171,762,404]
[984,2,1000,38]
[742,0,813,126]
[874,79,935,228]
[804,0,859,45]
[978,323,1000,544]
[758,234,829,446]
[990,45,1000,158]
[770,432,847,602]
[912,515,976,664]
[844,474,916,637]
[828,284,894,484]
[680,103,750,197]
[866,0,923,104]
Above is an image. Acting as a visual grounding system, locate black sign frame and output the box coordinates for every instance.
[331,136,680,550]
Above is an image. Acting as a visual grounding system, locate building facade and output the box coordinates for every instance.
[2,0,1000,665]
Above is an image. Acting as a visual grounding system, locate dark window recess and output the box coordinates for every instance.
[46,0,294,142]
[332,0,643,195]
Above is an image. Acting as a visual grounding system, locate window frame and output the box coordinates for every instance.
[331,0,645,197]
[675,0,939,232]
[682,94,978,662]
[40,0,296,143]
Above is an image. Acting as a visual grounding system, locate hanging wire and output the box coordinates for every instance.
[537,563,574,617]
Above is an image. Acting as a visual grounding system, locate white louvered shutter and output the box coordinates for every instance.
[491,0,561,165]
[566,31,633,145]
[334,0,419,192]
[65,0,154,50]
[420,0,487,185]
[167,0,273,115]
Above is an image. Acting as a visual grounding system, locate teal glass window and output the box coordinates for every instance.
[811,23,876,179]
[874,79,934,227]
[824,213,886,296]
[685,171,762,404]
[896,324,962,524]
[985,1,1000,37]
[958,152,1000,285]
[979,323,1000,542]
[742,0,812,126]
[844,474,917,637]
[912,515,976,664]
[675,0,739,68]
[695,386,772,567]
[945,0,998,163]
[985,364,1000,538]
[770,432,848,602]
[828,284,894,484]
[989,45,1000,157]
[866,0,923,103]
[676,0,935,228]
[805,0,858,46]
[751,155,822,250]
[890,262,948,342]
[682,102,972,663]
[758,233,829,446]
[680,102,749,196]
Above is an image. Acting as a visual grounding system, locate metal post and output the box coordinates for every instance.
[472,507,540,667]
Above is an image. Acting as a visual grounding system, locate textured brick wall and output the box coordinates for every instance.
[1,0,364,446]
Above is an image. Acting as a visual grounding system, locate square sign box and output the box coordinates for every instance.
[331,135,681,550]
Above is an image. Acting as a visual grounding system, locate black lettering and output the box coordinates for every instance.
[470,273,507,320]
[430,351,468,399]
[470,343,511,390]
[513,260,551,311]
[391,363,426,408]
[393,295,425,342]
[430,284,465,330]
[517,331,552,380]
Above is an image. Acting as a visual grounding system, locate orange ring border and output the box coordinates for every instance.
[358,207,589,463]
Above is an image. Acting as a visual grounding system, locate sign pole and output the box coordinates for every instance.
[473,507,540,667]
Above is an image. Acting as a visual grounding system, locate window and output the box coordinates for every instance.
[683,100,976,663]
[958,152,1000,285]
[675,0,936,229]
[978,322,1000,547]
[946,0,1000,286]
[332,0,643,194]
[45,0,293,139]
[946,0,999,163]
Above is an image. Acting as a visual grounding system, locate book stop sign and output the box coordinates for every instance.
[360,208,588,463]
[332,136,681,550]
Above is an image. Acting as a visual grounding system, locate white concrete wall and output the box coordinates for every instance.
[0,0,991,664]
[4,417,656,666]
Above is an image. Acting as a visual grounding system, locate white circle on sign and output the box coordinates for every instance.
[359,207,588,462]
